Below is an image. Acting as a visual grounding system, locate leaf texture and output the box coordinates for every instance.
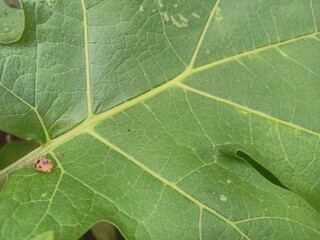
[0,0,320,239]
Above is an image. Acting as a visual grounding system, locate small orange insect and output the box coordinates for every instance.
[35,157,54,173]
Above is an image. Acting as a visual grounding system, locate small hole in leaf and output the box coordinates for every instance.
[236,150,289,190]
[79,221,125,240]
[3,0,21,9]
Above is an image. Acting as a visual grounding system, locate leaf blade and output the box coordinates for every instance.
[0,0,320,239]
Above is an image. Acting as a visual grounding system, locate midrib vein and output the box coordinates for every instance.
[81,0,93,118]
[0,71,190,184]
[0,19,318,186]
[0,4,317,238]
[88,130,251,240]
[1,30,319,183]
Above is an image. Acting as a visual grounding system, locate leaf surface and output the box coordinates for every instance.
[0,0,320,239]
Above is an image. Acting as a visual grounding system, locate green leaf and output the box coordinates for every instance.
[31,231,54,240]
[1,0,320,239]
[0,0,25,43]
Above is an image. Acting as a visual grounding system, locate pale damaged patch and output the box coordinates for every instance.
[45,0,54,7]
[160,11,170,22]
[178,14,188,23]
[219,194,228,202]
[157,0,164,8]
[170,14,189,29]
[192,13,201,19]
[239,110,248,115]
[215,7,223,21]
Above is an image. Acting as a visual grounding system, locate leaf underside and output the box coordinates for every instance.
[0,0,320,239]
